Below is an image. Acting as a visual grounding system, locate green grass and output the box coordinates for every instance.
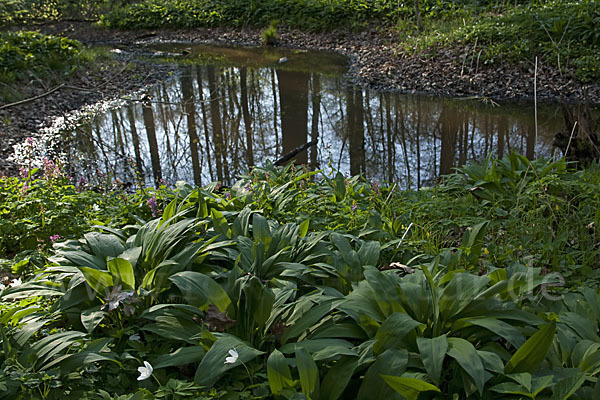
[400,0,600,81]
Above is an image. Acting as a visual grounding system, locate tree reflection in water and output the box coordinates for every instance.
[70,45,559,188]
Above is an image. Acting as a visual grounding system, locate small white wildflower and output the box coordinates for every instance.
[137,361,153,381]
[11,278,22,287]
[224,348,239,364]
[92,204,101,212]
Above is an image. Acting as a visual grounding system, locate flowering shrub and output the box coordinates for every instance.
[1,138,171,261]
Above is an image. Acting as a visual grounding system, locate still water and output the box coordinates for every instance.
[66,44,563,188]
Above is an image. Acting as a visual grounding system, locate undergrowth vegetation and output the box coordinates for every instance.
[0,31,86,84]
[0,0,112,25]
[94,0,600,82]
[1,1,598,82]
[1,145,599,398]
[446,0,600,82]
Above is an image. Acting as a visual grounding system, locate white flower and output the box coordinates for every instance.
[137,361,153,381]
[0,283,5,291]
[11,278,22,287]
[92,204,100,212]
[224,349,239,364]
[129,334,141,342]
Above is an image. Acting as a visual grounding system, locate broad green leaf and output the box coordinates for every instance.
[461,221,489,264]
[267,350,293,395]
[374,312,424,354]
[454,317,526,348]
[510,372,533,392]
[81,306,106,333]
[55,351,119,374]
[195,335,263,386]
[505,323,556,374]
[299,219,310,238]
[252,213,272,246]
[211,208,231,238]
[552,372,586,400]
[357,349,408,400]
[477,350,504,374]
[416,335,448,385]
[84,232,125,258]
[490,382,533,397]
[439,273,489,321]
[107,258,135,290]
[142,315,203,344]
[572,341,600,373]
[281,299,341,344]
[363,267,406,318]
[310,322,369,340]
[28,331,87,371]
[78,267,113,295]
[118,246,142,268]
[358,241,380,267]
[280,339,356,361]
[13,319,48,346]
[243,277,275,328]
[61,248,106,269]
[380,375,441,400]
[320,356,358,400]
[531,375,554,397]
[1,282,64,300]
[153,346,206,369]
[560,312,600,342]
[582,288,600,322]
[169,271,231,312]
[331,232,353,256]
[296,347,319,399]
[447,337,486,394]
[196,195,208,218]
[161,198,177,221]
[334,172,346,201]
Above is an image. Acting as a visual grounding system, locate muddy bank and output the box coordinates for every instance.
[0,42,171,176]
[1,22,599,176]
[40,22,599,103]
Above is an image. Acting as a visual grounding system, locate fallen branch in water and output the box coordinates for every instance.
[274,139,318,166]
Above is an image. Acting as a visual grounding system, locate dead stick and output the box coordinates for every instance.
[0,84,65,111]
[274,140,317,166]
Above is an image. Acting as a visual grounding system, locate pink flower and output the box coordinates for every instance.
[371,179,381,195]
[49,234,61,244]
[147,197,158,217]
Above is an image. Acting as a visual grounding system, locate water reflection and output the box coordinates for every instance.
[68,44,561,188]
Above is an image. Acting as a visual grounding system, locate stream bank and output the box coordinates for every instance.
[1,22,599,176]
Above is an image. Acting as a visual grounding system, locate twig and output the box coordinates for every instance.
[396,222,414,249]
[564,121,578,157]
[0,84,65,111]
[534,56,538,158]
[274,140,318,166]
